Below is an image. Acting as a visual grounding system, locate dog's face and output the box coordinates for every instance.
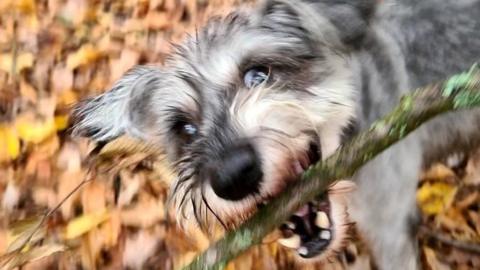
[73,0,374,261]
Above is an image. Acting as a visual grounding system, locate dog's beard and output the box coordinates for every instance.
[170,161,354,262]
[169,128,355,261]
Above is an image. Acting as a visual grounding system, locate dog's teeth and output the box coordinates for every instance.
[320,230,331,240]
[315,211,330,229]
[286,221,295,230]
[298,246,308,256]
[278,234,301,249]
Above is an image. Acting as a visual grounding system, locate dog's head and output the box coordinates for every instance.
[72,0,375,261]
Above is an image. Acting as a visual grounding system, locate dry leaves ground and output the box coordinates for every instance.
[0,0,479,269]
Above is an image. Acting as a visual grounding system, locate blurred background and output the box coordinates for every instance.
[1,0,480,269]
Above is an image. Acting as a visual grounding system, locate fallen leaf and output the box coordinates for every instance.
[64,211,110,240]
[423,247,450,270]
[117,171,141,207]
[2,181,20,211]
[54,115,69,131]
[144,11,171,30]
[0,229,7,254]
[66,44,102,70]
[464,149,480,185]
[6,217,45,253]
[467,210,480,236]
[81,181,107,214]
[122,231,160,269]
[57,171,84,219]
[15,0,36,14]
[19,79,37,104]
[100,209,121,248]
[436,209,478,241]
[32,187,57,209]
[455,190,478,210]
[0,124,20,162]
[56,89,77,107]
[58,0,89,26]
[0,243,65,270]
[120,194,164,228]
[417,182,457,215]
[51,66,74,94]
[0,53,34,74]
[420,163,457,183]
[109,49,140,82]
[15,114,56,144]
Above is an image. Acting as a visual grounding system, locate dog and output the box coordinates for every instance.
[72,0,480,269]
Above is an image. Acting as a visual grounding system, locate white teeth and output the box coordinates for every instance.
[298,246,308,256]
[320,230,331,240]
[294,160,304,175]
[278,234,301,249]
[315,211,330,229]
[286,221,295,230]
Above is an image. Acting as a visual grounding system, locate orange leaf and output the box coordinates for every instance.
[66,44,101,69]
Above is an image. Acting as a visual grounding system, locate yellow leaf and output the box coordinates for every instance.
[66,44,101,70]
[417,182,457,215]
[0,124,20,162]
[15,115,56,144]
[0,53,34,74]
[64,211,110,240]
[15,0,36,14]
[54,115,69,131]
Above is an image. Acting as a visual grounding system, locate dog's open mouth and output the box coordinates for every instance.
[275,141,352,260]
[279,195,333,258]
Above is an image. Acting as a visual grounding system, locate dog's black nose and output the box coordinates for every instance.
[208,141,263,201]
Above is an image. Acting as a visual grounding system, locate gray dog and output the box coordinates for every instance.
[72,0,480,269]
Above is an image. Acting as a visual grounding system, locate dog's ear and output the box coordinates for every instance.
[71,66,161,142]
[260,0,377,47]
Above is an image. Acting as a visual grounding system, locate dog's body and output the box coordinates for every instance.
[73,0,480,269]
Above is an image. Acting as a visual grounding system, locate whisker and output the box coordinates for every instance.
[201,186,228,230]
[191,194,205,231]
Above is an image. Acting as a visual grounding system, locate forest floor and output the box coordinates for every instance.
[0,0,479,269]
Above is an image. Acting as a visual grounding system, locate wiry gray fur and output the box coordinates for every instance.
[72,0,480,269]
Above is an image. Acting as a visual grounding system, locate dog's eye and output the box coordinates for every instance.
[182,123,197,136]
[243,66,270,88]
[173,120,198,144]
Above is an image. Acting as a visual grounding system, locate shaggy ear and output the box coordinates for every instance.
[260,0,377,47]
[71,66,161,142]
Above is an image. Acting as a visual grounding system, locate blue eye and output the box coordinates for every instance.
[183,123,197,136]
[172,118,198,144]
[243,66,270,88]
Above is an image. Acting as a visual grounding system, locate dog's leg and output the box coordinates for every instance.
[350,134,422,270]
